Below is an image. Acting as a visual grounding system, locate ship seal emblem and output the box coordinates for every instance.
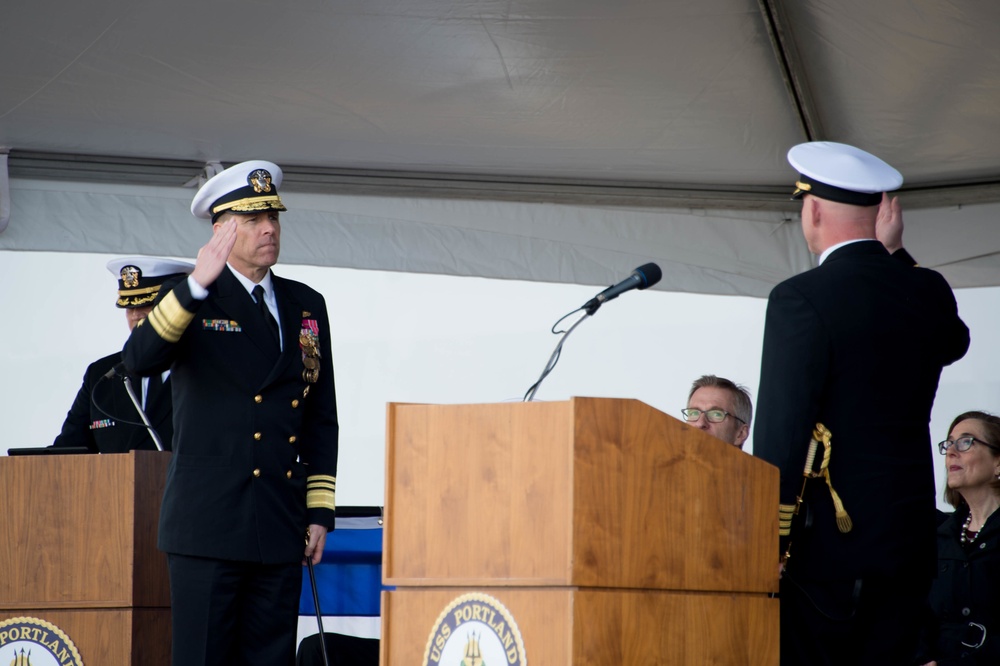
[0,616,85,666]
[422,592,526,666]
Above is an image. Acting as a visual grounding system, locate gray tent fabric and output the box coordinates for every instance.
[2,0,1000,292]
[3,176,999,296]
[0,177,810,297]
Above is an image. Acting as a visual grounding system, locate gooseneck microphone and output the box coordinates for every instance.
[582,262,662,315]
[523,262,663,402]
[103,362,127,381]
[94,362,165,451]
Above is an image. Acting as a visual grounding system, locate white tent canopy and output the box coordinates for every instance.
[3,0,1000,294]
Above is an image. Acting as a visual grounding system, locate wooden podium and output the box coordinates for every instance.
[382,398,780,665]
[0,451,171,665]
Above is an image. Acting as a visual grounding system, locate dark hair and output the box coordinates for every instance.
[943,410,1000,508]
[688,375,753,428]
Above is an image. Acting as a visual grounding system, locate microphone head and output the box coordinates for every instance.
[103,362,126,380]
[633,263,662,289]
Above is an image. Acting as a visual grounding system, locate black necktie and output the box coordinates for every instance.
[252,285,280,348]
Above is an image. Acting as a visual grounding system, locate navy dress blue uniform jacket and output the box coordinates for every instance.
[754,241,969,580]
[123,267,339,564]
[52,351,173,453]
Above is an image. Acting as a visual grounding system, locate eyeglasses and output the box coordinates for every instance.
[937,436,1000,455]
[681,408,745,425]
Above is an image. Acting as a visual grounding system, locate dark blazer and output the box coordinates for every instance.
[914,507,1000,665]
[754,241,969,580]
[123,267,339,564]
[52,351,173,453]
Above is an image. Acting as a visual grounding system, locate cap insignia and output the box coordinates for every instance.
[248,169,273,194]
[120,265,141,288]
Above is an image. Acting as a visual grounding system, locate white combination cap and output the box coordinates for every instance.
[190,160,287,221]
[788,141,903,206]
[106,256,195,308]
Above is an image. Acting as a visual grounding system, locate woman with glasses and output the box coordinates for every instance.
[914,411,1000,666]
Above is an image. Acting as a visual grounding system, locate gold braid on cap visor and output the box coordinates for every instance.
[117,285,161,308]
[212,195,286,215]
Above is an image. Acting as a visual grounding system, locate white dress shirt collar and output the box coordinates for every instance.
[818,238,876,265]
[228,264,275,298]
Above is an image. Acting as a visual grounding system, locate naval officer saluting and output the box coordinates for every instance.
[753,142,969,665]
[124,161,339,666]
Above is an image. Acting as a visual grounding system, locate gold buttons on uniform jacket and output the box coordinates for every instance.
[254,395,263,403]
[286,470,292,479]
[288,436,297,444]
[253,432,262,441]
[291,399,299,408]
[253,468,261,478]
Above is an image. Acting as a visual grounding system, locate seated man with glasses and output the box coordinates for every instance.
[681,375,753,449]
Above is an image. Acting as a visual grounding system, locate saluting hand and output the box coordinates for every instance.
[190,218,238,289]
[304,524,328,566]
[875,192,904,254]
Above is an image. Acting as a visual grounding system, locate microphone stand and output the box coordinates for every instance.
[120,375,164,452]
[523,263,661,402]
[523,310,591,402]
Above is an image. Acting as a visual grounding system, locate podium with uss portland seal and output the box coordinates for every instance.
[0,451,171,665]
[381,398,780,665]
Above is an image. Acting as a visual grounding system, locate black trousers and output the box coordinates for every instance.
[168,553,302,666]
[779,572,931,666]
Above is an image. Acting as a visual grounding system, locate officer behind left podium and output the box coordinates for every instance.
[51,257,194,453]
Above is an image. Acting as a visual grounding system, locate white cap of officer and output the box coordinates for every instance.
[788,141,903,206]
[190,160,287,222]
[106,257,195,308]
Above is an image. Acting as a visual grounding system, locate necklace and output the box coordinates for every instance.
[961,512,981,544]
[961,508,996,545]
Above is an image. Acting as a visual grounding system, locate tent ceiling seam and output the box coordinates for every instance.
[756,0,824,142]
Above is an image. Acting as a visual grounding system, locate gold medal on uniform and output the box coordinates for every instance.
[299,318,321,384]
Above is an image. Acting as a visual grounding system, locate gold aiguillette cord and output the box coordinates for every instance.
[781,423,852,565]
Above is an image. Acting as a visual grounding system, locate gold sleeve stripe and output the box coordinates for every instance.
[307,493,336,510]
[307,474,336,510]
[147,291,195,343]
[779,504,795,535]
[307,489,336,509]
[307,474,337,484]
